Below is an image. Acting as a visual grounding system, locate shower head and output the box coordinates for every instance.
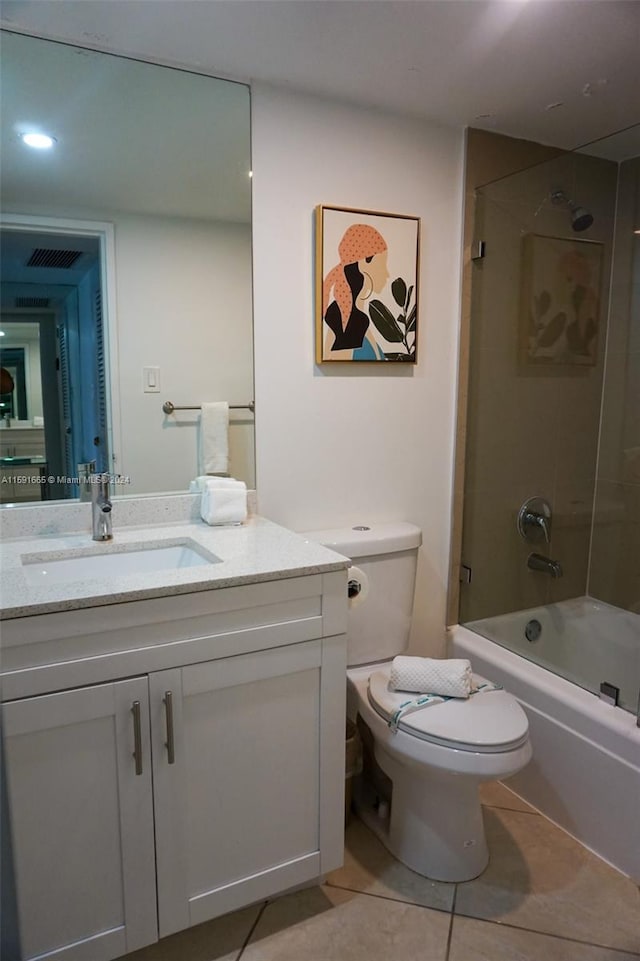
[550,189,594,232]
[570,205,594,232]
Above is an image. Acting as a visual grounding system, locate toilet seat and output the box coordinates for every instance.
[367,666,529,753]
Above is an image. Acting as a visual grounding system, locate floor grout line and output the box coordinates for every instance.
[325,855,639,959]
[452,910,640,957]
[323,879,455,918]
[481,802,540,817]
[236,900,267,960]
[444,885,458,961]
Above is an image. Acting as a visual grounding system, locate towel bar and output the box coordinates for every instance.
[162,401,255,415]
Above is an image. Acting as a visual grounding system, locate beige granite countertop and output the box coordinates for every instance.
[0,515,349,619]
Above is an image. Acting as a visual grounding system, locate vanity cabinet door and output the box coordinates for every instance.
[150,641,323,938]
[0,468,17,501]
[2,678,157,961]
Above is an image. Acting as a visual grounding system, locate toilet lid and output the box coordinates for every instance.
[367,666,529,753]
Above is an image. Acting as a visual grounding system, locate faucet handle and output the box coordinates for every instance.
[524,510,550,543]
[517,496,552,545]
[78,461,97,502]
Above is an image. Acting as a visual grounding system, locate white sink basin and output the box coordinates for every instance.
[21,542,221,585]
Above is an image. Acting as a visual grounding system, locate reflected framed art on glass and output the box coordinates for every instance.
[519,233,604,367]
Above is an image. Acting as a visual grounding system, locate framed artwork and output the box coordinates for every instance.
[519,233,604,367]
[315,205,420,363]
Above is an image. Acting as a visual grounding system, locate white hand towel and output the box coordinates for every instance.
[190,475,244,493]
[200,402,229,475]
[200,478,247,526]
[389,656,473,698]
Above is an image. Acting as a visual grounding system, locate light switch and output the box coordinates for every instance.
[143,367,160,392]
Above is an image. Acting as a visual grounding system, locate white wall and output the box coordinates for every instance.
[112,213,254,494]
[252,86,464,655]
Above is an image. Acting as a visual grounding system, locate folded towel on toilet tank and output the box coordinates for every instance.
[389,656,473,698]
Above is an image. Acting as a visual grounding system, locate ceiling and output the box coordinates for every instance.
[0,230,100,310]
[1,0,639,151]
[0,30,251,223]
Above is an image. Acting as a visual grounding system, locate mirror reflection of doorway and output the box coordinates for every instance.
[0,347,28,420]
[0,228,108,502]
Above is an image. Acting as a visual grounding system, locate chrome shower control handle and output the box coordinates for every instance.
[517,496,553,545]
[522,510,550,543]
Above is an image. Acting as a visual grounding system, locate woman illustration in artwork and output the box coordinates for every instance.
[554,249,598,360]
[322,223,389,360]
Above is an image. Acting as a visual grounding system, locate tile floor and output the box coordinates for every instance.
[118,782,640,961]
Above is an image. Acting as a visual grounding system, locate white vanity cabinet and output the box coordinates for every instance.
[1,569,347,961]
[151,641,326,937]
[3,678,158,961]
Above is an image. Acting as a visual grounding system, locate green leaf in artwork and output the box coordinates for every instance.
[538,311,566,347]
[566,315,596,355]
[385,352,414,361]
[406,304,417,333]
[369,300,404,342]
[405,285,414,310]
[392,278,407,308]
[535,290,551,317]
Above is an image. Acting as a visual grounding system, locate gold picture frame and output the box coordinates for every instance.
[519,233,604,367]
[315,204,420,363]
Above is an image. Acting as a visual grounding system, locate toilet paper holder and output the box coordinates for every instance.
[348,578,362,599]
[346,565,369,607]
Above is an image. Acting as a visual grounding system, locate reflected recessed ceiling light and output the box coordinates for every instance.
[0,331,5,337]
[21,132,57,149]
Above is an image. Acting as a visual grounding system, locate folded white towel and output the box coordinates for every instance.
[200,402,229,475]
[190,475,244,493]
[200,478,247,526]
[389,656,473,698]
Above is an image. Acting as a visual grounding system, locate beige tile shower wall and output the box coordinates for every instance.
[589,157,640,612]
[455,141,617,623]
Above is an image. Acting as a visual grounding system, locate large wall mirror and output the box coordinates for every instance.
[0,30,254,504]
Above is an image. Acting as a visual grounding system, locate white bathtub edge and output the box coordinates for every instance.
[448,625,639,765]
[449,624,640,882]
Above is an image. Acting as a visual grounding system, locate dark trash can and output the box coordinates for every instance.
[344,719,363,826]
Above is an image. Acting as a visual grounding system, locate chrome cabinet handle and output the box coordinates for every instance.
[163,691,175,764]
[131,701,143,775]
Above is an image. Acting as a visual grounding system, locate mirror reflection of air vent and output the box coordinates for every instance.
[15,296,50,308]
[26,248,83,269]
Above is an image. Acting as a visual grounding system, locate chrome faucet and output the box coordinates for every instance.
[517,497,552,544]
[521,510,550,543]
[77,460,97,503]
[91,473,113,541]
[527,552,562,578]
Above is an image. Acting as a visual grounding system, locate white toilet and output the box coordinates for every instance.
[304,522,532,883]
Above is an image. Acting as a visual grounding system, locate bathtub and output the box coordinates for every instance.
[449,599,640,881]
[466,597,639,713]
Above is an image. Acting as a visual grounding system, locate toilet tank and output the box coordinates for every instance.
[302,523,422,666]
